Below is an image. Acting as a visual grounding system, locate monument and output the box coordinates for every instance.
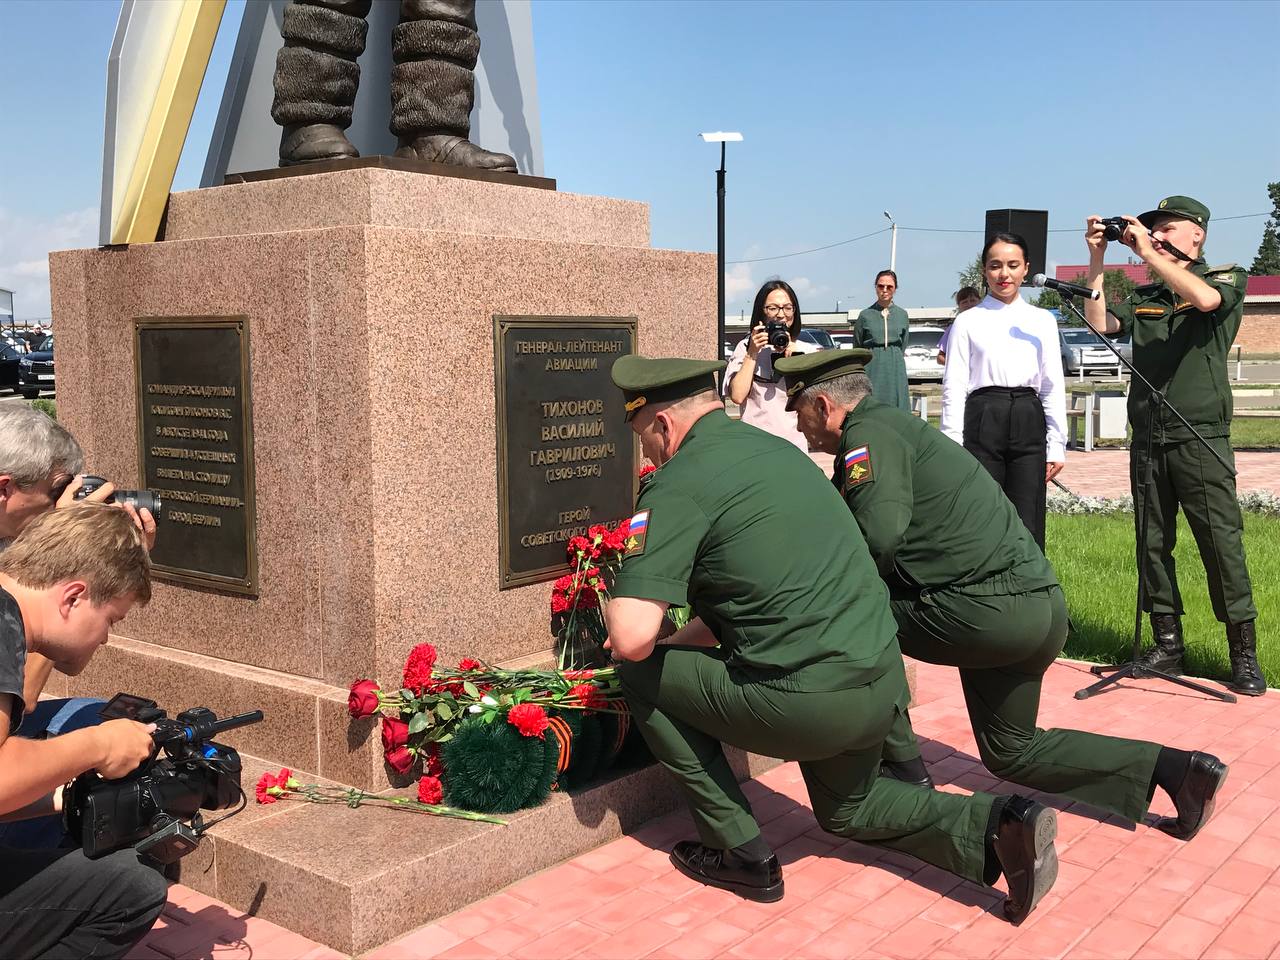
[44,4,779,952]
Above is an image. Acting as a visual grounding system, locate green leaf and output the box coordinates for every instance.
[399,688,415,701]
[437,701,453,722]
[408,711,431,735]
[462,680,480,699]
[482,711,497,724]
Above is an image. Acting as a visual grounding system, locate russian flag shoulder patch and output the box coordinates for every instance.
[843,444,873,490]
[626,509,650,555]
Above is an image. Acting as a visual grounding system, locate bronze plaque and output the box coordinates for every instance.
[134,318,258,595]
[494,317,637,589]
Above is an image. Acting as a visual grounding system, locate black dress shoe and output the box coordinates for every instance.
[394,134,518,172]
[670,840,783,903]
[990,796,1058,925]
[879,757,935,790]
[1155,752,1229,840]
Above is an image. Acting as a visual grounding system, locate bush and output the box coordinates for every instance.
[27,399,56,420]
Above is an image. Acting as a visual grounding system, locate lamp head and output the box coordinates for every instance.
[699,132,743,143]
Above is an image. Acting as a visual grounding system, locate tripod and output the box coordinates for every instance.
[1056,295,1237,704]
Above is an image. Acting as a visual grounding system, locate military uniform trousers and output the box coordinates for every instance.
[618,642,999,884]
[883,581,1161,823]
[1131,437,1256,625]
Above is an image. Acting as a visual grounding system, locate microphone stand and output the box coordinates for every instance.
[1053,292,1237,704]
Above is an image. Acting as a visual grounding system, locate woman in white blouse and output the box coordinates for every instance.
[940,233,1066,550]
[724,280,817,451]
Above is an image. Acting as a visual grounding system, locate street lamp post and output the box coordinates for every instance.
[701,132,742,360]
[883,210,897,272]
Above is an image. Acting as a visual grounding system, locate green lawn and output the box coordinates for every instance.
[1091,417,1280,449]
[1048,511,1279,688]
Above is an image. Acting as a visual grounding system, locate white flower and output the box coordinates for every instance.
[468,704,483,714]
[481,695,498,707]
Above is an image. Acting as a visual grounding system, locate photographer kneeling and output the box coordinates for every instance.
[0,505,166,960]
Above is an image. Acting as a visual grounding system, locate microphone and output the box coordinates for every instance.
[1032,274,1101,301]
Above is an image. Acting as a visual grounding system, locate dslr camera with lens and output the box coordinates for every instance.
[1099,217,1131,243]
[73,475,162,517]
[63,693,263,864]
[763,320,790,354]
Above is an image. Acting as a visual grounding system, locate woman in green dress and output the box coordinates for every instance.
[852,269,910,411]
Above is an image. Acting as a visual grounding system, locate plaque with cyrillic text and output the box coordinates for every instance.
[134,318,258,595]
[494,316,637,589]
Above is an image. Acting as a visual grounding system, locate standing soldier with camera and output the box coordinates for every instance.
[1083,198,1264,697]
[0,505,166,959]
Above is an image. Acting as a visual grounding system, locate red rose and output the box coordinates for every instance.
[425,743,445,778]
[347,679,380,718]
[385,745,415,774]
[507,703,549,739]
[403,643,438,694]
[569,683,607,711]
[254,771,278,805]
[381,716,410,753]
[457,657,482,671]
[417,774,444,805]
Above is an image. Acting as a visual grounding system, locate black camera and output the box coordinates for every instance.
[73,475,162,517]
[64,694,264,864]
[1100,217,1131,242]
[763,320,790,353]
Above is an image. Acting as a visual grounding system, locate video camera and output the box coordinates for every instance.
[64,694,264,864]
[73,475,162,517]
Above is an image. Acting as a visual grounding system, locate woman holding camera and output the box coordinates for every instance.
[725,279,817,450]
[940,233,1066,551]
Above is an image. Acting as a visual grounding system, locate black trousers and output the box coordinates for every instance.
[963,386,1047,550]
[0,846,167,960]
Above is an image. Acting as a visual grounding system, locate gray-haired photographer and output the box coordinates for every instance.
[0,405,158,848]
[0,505,166,959]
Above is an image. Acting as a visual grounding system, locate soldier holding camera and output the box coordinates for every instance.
[1083,197,1263,697]
[0,505,166,960]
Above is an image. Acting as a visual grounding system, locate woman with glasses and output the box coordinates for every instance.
[725,279,817,450]
[852,270,910,412]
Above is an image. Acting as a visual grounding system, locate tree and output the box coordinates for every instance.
[1250,181,1280,276]
[956,253,984,294]
[1032,271,1135,324]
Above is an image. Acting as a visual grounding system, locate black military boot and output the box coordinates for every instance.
[394,134,517,171]
[1227,621,1266,697]
[1138,614,1184,676]
[279,123,359,165]
[878,756,935,790]
[669,840,783,903]
[986,796,1058,925]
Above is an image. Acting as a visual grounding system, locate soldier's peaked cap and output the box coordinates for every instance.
[611,354,726,421]
[774,349,873,411]
[1138,196,1210,231]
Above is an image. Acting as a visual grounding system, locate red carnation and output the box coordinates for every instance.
[639,464,657,479]
[569,683,607,711]
[347,679,380,718]
[457,657,482,671]
[402,643,438,694]
[254,771,278,805]
[507,703,549,739]
[381,716,410,753]
[417,774,444,805]
[425,743,444,778]
[563,669,595,681]
[551,591,570,614]
[567,535,599,562]
[385,745,415,774]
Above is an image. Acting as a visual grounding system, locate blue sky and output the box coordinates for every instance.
[2,0,1277,321]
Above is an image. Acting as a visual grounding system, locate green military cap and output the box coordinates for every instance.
[774,349,872,411]
[611,354,726,421]
[1138,195,1210,231]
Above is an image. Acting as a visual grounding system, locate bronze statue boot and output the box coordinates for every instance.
[1227,621,1266,697]
[279,123,359,166]
[1138,614,1184,676]
[394,134,516,172]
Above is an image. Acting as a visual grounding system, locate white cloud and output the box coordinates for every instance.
[725,261,755,304]
[787,276,828,302]
[0,206,97,321]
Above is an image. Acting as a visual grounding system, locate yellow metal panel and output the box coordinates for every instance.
[112,0,226,246]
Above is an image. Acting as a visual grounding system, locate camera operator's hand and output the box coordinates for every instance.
[55,474,114,509]
[119,503,157,552]
[91,718,158,779]
[1117,215,1157,261]
[1085,215,1109,257]
[746,325,769,360]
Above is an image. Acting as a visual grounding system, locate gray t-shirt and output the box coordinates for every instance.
[0,584,27,732]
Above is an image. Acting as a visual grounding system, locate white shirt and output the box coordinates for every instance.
[724,337,818,451]
[940,294,1067,462]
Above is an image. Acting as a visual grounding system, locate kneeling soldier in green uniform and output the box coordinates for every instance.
[775,348,1227,845]
[604,354,1059,923]
[1084,198,1263,697]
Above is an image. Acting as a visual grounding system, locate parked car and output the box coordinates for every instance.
[830,332,857,350]
[904,325,946,381]
[796,328,837,351]
[18,334,54,398]
[0,342,21,392]
[1059,327,1122,376]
